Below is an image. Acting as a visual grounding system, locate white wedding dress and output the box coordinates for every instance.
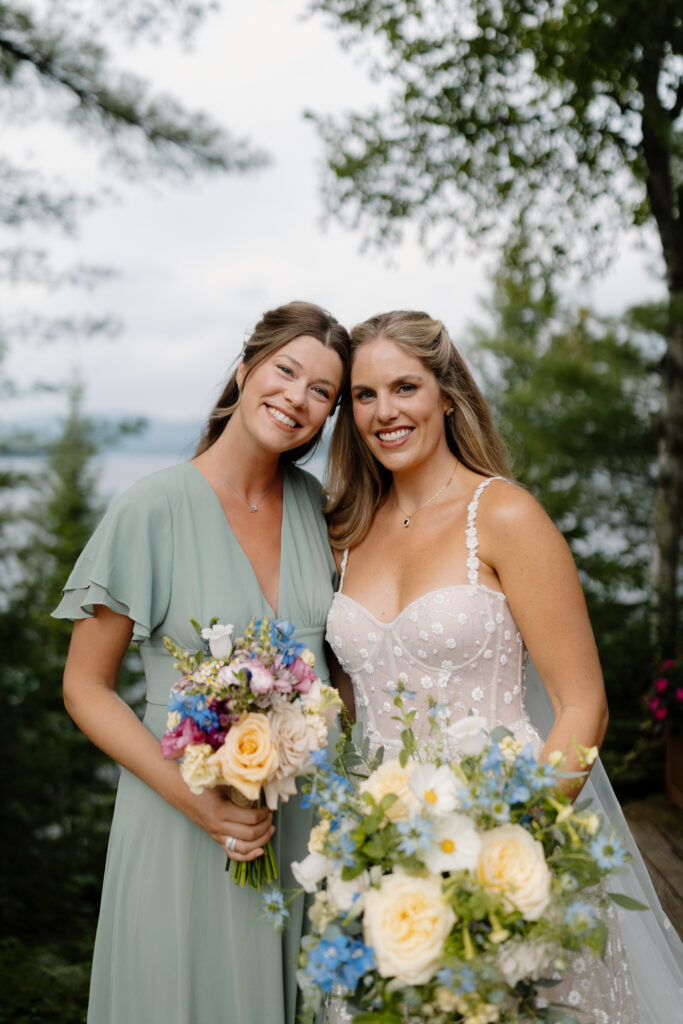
[325,477,683,1023]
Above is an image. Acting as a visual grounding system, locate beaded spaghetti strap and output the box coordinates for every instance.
[338,548,349,593]
[465,477,506,585]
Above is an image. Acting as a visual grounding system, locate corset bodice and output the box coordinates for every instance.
[326,478,541,754]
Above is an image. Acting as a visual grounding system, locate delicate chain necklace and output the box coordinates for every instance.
[394,462,458,528]
[208,447,280,514]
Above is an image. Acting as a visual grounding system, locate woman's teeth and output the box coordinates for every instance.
[378,428,412,441]
[268,406,298,428]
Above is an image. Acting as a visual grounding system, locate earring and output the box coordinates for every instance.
[446,406,454,417]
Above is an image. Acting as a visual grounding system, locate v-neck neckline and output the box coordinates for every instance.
[186,461,288,619]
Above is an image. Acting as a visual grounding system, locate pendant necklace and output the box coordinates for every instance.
[395,462,458,528]
[208,447,280,513]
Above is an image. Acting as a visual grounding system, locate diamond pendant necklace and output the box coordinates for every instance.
[394,462,458,528]
[208,447,280,513]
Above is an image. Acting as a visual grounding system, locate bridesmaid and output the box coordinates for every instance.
[53,301,349,1024]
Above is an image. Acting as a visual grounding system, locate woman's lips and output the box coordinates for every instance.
[375,426,414,448]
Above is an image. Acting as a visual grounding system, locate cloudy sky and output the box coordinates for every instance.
[2,0,666,428]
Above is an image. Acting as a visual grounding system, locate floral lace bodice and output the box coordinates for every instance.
[326,478,540,754]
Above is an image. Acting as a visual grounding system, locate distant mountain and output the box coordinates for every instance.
[1,417,202,457]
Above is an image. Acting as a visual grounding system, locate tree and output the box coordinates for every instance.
[0,385,144,1020]
[0,0,268,438]
[309,0,683,655]
[465,244,663,789]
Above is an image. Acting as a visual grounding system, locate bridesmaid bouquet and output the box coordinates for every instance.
[161,615,341,888]
[291,688,645,1024]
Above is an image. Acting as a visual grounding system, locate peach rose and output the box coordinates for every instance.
[477,824,551,920]
[210,712,279,802]
[363,869,455,985]
[359,759,419,823]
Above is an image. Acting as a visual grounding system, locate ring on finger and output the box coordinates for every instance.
[224,834,238,853]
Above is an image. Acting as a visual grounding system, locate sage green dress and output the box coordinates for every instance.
[53,462,337,1024]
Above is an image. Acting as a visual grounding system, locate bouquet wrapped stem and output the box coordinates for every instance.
[227,787,279,889]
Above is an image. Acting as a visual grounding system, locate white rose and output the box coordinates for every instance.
[291,851,334,893]
[446,715,489,756]
[302,680,341,726]
[477,824,551,920]
[496,940,555,986]
[363,869,455,985]
[424,813,482,874]
[326,869,370,912]
[201,623,234,659]
[359,759,419,822]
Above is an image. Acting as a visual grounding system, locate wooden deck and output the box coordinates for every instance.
[623,794,683,940]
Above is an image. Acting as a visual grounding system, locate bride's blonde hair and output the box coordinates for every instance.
[325,310,511,548]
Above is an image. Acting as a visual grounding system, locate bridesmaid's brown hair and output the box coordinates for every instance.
[195,301,350,463]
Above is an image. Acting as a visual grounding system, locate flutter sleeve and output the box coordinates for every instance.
[52,472,173,643]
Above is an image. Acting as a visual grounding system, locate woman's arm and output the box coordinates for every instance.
[63,605,274,860]
[479,484,609,797]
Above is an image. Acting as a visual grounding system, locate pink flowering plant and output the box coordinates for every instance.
[161,615,341,888]
[645,657,683,735]
[287,689,646,1024]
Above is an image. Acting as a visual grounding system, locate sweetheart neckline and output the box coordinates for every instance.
[332,583,508,630]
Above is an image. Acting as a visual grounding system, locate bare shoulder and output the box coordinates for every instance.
[477,479,567,557]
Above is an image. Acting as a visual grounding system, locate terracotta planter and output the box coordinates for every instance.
[665,726,683,811]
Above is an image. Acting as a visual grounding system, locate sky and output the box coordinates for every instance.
[1,0,667,429]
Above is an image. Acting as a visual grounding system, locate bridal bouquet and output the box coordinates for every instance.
[292,690,643,1024]
[161,615,341,888]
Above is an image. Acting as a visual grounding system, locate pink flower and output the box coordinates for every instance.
[676,688,683,702]
[248,661,276,695]
[161,717,207,759]
[649,697,660,711]
[663,659,676,669]
[290,656,317,694]
[655,707,668,720]
[654,678,669,693]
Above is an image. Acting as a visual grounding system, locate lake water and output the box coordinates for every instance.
[1,448,327,510]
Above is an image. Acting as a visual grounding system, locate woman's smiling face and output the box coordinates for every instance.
[236,334,344,453]
[350,335,450,471]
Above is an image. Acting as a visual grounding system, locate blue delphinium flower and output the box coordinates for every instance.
[270,617,306,666]
[262,887,289,929]
[437,963,477,994]
[589,833,627,870]
[168,692,220,731]
[483,742,505,774]
[397,816,435,857]
[327,830,357,869]
[305,936,375,993]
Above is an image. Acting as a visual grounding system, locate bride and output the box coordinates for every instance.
[323,310,683,1022]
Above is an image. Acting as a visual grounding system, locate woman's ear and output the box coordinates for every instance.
[236,361,246,392]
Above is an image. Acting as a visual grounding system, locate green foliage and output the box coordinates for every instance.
[309,0,682,264]
[466,244,663,790]
[0,386,143,1019]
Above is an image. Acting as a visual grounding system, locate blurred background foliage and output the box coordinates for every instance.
[1,0,681,1020]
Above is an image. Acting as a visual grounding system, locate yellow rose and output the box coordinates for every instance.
[363,869,455,985]
[210,713,279,802]
[359,759,419,822]
[477,824,551,921]
[180,743,222,794]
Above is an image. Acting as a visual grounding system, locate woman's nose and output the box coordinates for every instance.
[375,392,399,421]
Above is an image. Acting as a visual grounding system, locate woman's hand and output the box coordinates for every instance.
[181,786,275,862]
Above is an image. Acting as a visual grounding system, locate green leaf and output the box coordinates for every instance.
[607,892,649,912]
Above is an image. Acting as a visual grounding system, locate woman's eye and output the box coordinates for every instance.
[398,383,416,394]
[354,390,374,401]
[277,364,294,376]
[312,386,330,399]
